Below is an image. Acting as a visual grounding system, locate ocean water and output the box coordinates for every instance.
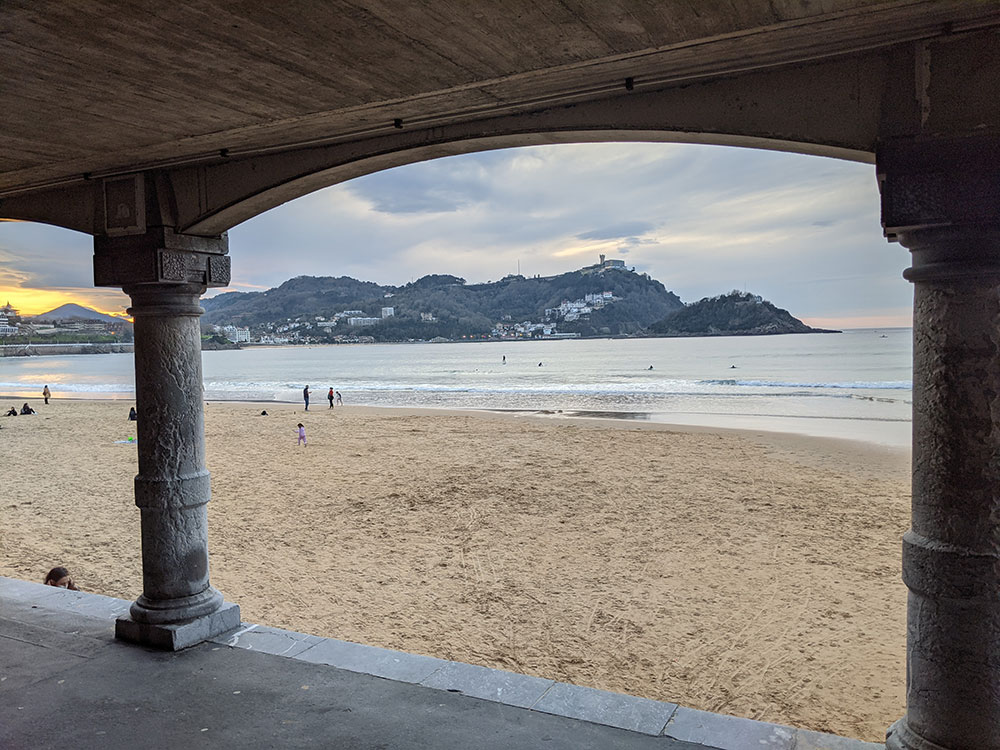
[0,328,912,446]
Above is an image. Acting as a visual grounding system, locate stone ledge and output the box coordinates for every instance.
[662,706,882,750]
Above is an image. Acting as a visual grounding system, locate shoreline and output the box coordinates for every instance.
[2,394,913,465]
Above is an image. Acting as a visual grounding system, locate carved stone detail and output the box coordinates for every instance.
[878,135,1000,237]
[159,250,190,282]
[208,255,231,285]
[94,227,229,288]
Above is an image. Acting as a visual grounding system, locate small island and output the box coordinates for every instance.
[648,290,840,336]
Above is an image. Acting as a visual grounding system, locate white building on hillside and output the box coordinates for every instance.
[381,306,394,318]
[222,325,250,343]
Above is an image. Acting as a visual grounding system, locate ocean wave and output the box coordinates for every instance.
[202,381,850,397]
[0,381,134,393]
[696,379,911,390]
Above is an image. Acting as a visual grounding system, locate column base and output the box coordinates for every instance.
[886,718,951,750]
[116,601,240,650]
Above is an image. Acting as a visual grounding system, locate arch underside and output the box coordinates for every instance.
[4,29,1000,238]
[173,48,895,236]
[181,128,874,236]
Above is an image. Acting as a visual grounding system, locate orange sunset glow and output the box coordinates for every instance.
[0,286,130,317]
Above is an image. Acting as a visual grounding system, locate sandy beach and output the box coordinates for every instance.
[0,398,910,741]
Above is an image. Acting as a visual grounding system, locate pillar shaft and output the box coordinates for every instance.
[892,229,1000,750]
[880,136,1000,750]
[128,283,221,623]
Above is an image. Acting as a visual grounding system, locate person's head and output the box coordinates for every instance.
[297,422,304,428]
[44,566,73,588]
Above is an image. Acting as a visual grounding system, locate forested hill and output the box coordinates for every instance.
[649,291,838,336]
[201,267,685,338]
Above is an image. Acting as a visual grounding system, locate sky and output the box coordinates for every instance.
[0,142,914,328]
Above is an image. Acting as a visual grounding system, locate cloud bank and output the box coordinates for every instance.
[0,143,912,325]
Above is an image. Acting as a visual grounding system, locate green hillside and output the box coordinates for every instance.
[649,291,838,336]
[202,266,684,340]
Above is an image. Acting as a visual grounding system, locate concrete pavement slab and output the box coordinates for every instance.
[293,636,447,683]
[530,680,678,735]
[419,659,554,708]
[0,631,90,696]
[1,638,709,750]
[210,622,325,658]
[663,706,796,748]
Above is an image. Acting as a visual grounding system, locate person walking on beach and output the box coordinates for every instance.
[328,387,335,409]
[335,391,343,406]
[42,385,50,404]
[303,385,311,411]
[297,422,307,446]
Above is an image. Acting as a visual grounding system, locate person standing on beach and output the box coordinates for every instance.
[328,387,335,409]
[335,391,343,406]
[42,385,50,404]
[297,422,307,446]
[303,385,311,411]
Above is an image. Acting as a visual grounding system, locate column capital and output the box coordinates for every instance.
[125,283,207,318]
[877,135,1000,241]
[93,226,230,289]
[877,135,1000,282]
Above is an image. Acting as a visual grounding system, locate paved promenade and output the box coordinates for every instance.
[0,577,881,749]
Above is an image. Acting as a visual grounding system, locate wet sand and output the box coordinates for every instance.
[0,399,910,741]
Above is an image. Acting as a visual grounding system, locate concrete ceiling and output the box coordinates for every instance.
[3,0,999,202]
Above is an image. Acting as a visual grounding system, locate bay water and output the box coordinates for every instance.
[0,328,912,446]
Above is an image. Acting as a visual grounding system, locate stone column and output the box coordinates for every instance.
[94,226,239,650]
[880,137,1000,750]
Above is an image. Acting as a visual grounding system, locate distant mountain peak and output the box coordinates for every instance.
[31,303,122,323]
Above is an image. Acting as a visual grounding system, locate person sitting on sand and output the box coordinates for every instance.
[20,403,35,415]
[5,406,16,417]
[297,422,307,446]
[128,406,137,421]
[44,566,79,590]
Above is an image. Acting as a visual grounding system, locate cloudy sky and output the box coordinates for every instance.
[0,142,913,327]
